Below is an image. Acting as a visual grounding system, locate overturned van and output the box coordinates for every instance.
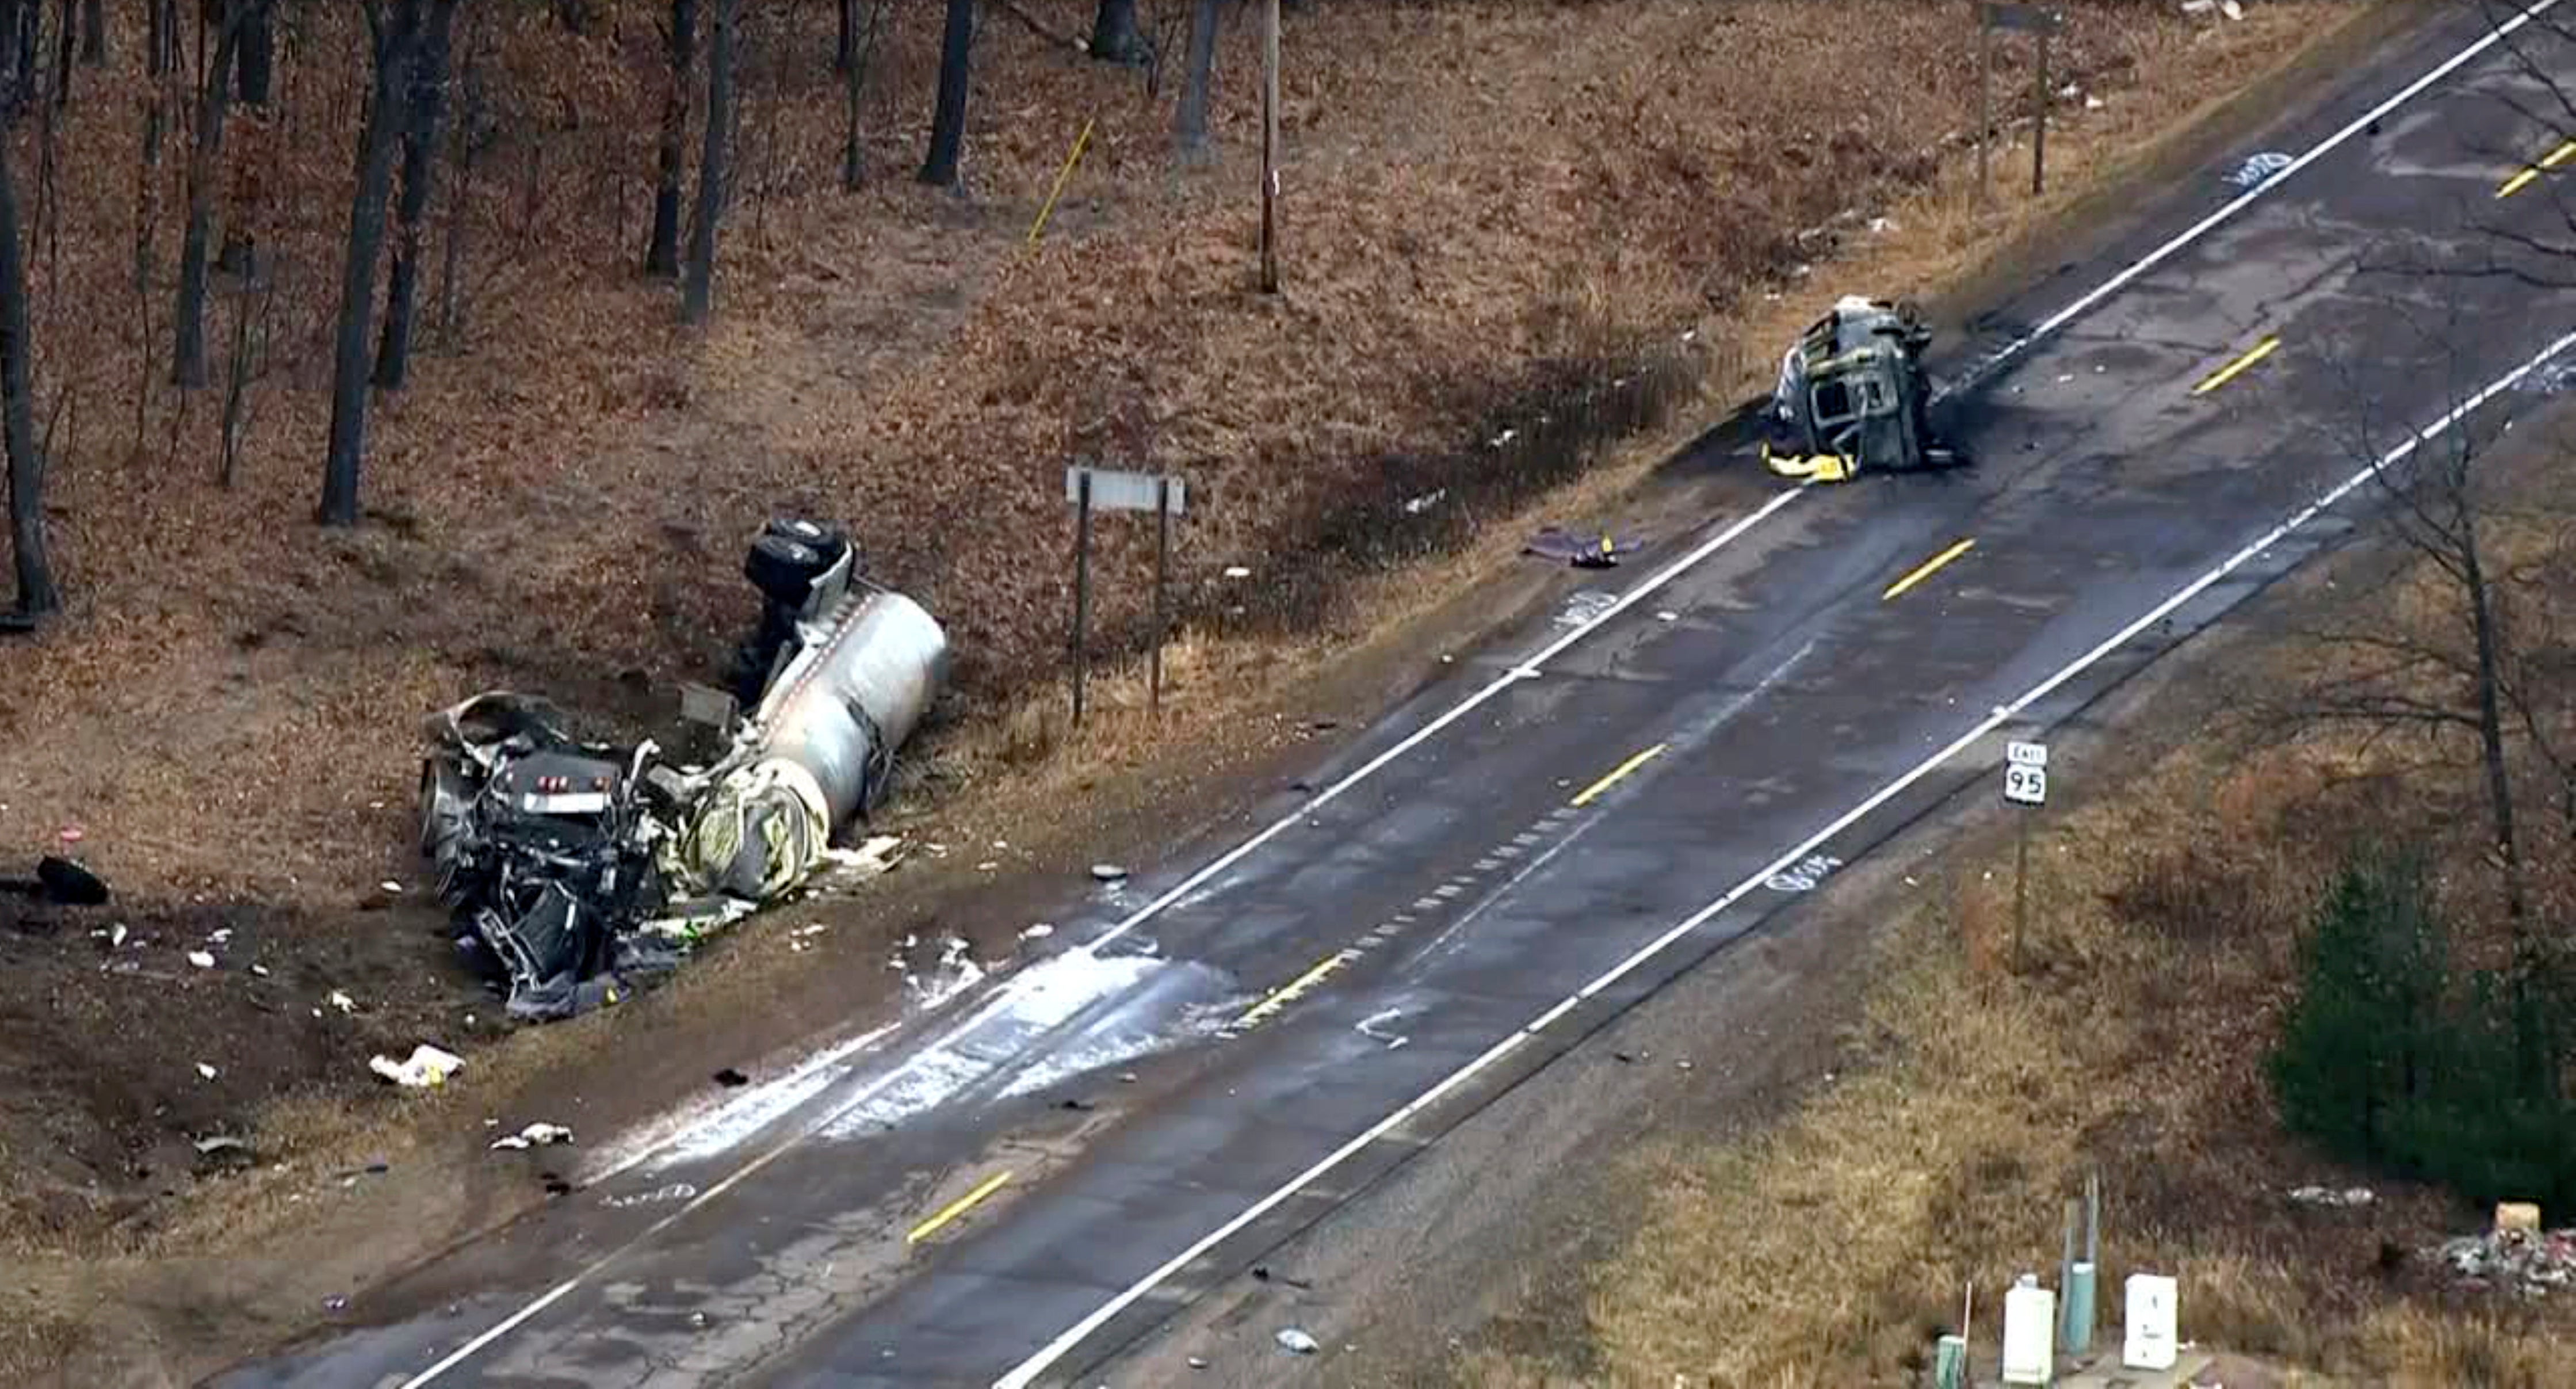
[1761,296,1962,483]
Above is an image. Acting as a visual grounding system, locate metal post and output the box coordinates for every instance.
[2033,25,2050,197]
[1977,16,1991,209]
[1072,471,1092,728]
[1151,476,1170,716]
[1259,0,1281,293]
[2012,807,2031,974]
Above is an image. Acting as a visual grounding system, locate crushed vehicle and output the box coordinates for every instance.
[419,517,950,1021]
[1761,295,1963,483]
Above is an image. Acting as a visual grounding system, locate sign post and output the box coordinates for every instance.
[1978,3,2062,207]
[1064,466,1190,727]
[1259,0,1281,293]
[2004,739,2049,972]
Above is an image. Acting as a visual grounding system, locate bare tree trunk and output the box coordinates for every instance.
[1089,0,1144,63]
[374,0,456,390]
[1175,0,1220,158]
[644,0,695,277]
[234,0,271,105]
[680,0,731,323]
[75,0,94,64]
[435,17,477,341]
[838,0,881,191]
[918,0,970,186]
[49,0,69,107]
[833,0,851,73]
[217,273,267,487]
[173,2,245,390]
[320,0,428,527]
[0,126,54,617]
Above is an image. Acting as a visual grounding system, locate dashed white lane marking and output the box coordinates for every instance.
[992,326,2576,1388]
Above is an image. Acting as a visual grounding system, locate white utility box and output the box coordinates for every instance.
[2001,1273,2056,1385]
[2123,1273,2178,1370]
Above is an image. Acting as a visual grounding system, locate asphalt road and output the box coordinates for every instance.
[213,6,2576,1387]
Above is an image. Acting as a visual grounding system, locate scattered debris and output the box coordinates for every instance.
[1525,526,1637,568]
[490,1122,575,1151]
[2432,1226,2576,1296]
[186,950,217,970]
[1400,489,1447,516]
[209,928,233,945]
[417,518,950,1022]
[1020,922,1056,941]
[250,963,270,977]
[1091,863,1130,883]
[369,1044,466,1088]
[380,880,404,895]
[713,1067,750,1087]
[1188,1356,1209,1369]
[542,1174,572,1197]
[196,1062,219,1081]
[328,990,357,1013]
[1655,610,1679,623]
[107,922,128,948]
[1222,564,1252,579]
[0,856,109,906]
[57,825,84,845]
[1867,216,1899,235]
[2225,150,2294,189]
[323,1295,349,1312]
[1275,1327,1320,1355]
[193,1135,253,1159]
[2287,1185,2374,1208]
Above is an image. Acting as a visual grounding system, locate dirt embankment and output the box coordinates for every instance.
[0,0,2369,1379]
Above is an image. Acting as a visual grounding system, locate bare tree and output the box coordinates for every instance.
[679,0,732,323]
[74,0,94,64]
[234,0,272,105]
[435,12,481,341]
[1174,0,1220,159]
[374,0,458,389]
[320,0,450,527]
[918,0,970,186]
[218,266,273,488]
[0,109,53,621]
[173,0,250,389]
[1089,0,1146,64]
[838,0,884,190]
[644,0,697,278]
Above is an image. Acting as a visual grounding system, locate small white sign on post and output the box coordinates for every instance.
[2007,740,2049,768]
[2123,1273,2178,1371]
[2004,762,2048,807]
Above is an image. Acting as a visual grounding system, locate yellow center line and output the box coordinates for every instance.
[2544,140,2576,170]
[1569,743,1668,807]
[1233,948,1360,1030]
[906,1169,1015,1245]
[1881,538,1977,602]
[2498,166,2542,199]
[2191,335,2281,396]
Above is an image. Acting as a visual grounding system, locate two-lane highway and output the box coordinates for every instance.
[214,5,2576,1386]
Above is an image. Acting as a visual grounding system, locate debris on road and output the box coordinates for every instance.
[370,1044,465,1087]
[416,517,950,1022]
[1525,526,1638,568]
[1275,1327,1320,1355]
[1020,922,1055,941]
[490,1121,575,1151]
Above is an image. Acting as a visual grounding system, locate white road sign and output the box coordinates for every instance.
[1065,467,1186,515]
[2007,740,2048,767]
[2004,762,2048,807]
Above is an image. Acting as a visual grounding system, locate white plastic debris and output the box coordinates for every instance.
[2288,1185,2375,1208]
[1275,1327,1320,1354]
[370,1044,465,1088]
[1091,863,1130,883]
[250,963,271,978]
[196,1062,219,1081]
[110,922,128,948]
[187,950,217,970]
[1020,923,1056,941]
[328,990,357,1013]
[209,928,233,945]
[490,1122,574,1151]
[380,880,403,894]
[1223,565,1252,579]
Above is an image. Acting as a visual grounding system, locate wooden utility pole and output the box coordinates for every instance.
[1258,0,1279,293]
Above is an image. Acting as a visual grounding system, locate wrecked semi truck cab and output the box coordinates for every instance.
[1761,296,1957,483]
[419,517,950,1021]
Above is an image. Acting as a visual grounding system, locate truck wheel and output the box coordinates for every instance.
[419,755,469,857]
[745,534,828,606]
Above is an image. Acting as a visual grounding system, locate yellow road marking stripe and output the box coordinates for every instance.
[907,1169,1015,1245]
[2498,166,2542,199]
[1234,949,1360,1030]
[2191,335,2281,395]
[2544,140,2576,170]
[1569,743,1668,807]
[1881,539,1977,602]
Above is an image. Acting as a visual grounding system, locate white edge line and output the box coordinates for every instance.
[395,12,2560,1381]
[1939,0,2563,399]
[992,331,2576,1389]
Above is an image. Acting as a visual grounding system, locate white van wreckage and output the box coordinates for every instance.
[418,518,950,1021]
